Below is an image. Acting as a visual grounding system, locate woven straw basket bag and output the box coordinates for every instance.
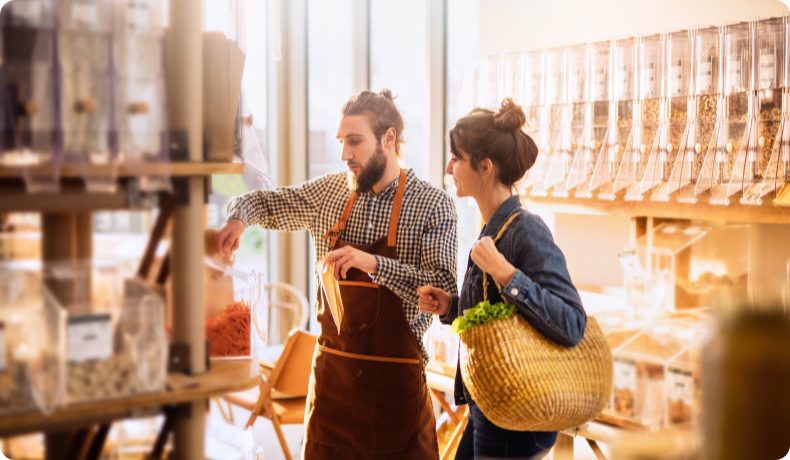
[459,213,614,432]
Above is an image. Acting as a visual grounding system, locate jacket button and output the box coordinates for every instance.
[510,288,518,296]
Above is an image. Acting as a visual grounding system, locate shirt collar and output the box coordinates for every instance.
[367,168,414,198]
[481,195,523,239]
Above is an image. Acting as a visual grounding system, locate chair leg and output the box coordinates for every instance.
[586,439,607,460]
[440,406,469,460]
[430,388,460,425]
[214,397,233,423]
[270,416,293,460]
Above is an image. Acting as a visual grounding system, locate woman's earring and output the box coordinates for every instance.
[483,175,488,183]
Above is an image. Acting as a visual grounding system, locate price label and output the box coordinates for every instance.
[642,63,656,97]
[670,60,683,95]
[594,68,606,99]
[698,57,713,91]
[668,368,694,404]
[549,71,561,103]
[68,314,112,364]
[614,357,637,392]
[617,65,629,99]
[126,0,151,30]
[727,54,742,90]
[0,323,6,372]
[618,250,645,279]
[13,0,42,22]
[760,49,776,89]
[72,0,98,27]
[571,70,583,101]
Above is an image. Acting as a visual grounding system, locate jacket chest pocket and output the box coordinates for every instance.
[338,281,381,333]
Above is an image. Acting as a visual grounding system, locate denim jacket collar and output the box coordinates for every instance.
[480,195,523,239]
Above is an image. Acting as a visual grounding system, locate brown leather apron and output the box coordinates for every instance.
[303,170,439,460]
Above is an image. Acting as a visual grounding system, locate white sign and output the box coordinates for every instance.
[0,323,6,372]
[126,0,151,30]
[549,71,561,103]
[760,49,776,89]
[13,0,42,22]
[618,250,646,279]
[727,54,742,90]
[614,358,637,392]
[668,368,694,404]
[670,61,683,95]
[68,314,112,364]
[594,68,606,99]
[571,70,583,101]
[618,65,629,99]
[642,63,656,97]
[72,0,98,27]
[698,57,713,91]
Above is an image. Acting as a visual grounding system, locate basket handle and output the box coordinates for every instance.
[481,212,520,304]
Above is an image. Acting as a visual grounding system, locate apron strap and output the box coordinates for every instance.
[322,192,358,249]
[388,169,407,248]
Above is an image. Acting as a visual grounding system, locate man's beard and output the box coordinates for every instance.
[347,144,388,193]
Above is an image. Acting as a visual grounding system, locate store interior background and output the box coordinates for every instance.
[4,0,790,458]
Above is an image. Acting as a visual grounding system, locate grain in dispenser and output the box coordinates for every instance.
[598,37,637,200]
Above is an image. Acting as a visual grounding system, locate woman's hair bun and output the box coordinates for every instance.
[378,88,395,101]
[493,97,526,132]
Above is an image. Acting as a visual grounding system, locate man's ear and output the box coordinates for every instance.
[383,127,397,148]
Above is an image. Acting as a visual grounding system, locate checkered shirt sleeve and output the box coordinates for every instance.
[226,169,458,363]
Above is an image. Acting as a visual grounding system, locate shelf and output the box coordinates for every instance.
[522,185,790,225]
[0,161,245,179]
[0,359,259,437]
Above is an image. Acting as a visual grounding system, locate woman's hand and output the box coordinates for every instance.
[323,246,378,280]
[417,286,451,316]
[471,237,517,287]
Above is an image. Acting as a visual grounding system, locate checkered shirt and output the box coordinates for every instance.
[226,168,459,363]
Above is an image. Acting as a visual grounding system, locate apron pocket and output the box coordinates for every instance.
[309,349,421,453]
[338,281,381,333]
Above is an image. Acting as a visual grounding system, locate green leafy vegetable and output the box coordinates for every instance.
[451,300,516,334]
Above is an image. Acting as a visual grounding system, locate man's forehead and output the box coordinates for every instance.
[336,115,373,138]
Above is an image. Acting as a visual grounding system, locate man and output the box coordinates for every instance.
[215,89,458,459]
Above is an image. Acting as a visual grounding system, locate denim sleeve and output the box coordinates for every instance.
[499,215,587,347]
[439,295,460,325]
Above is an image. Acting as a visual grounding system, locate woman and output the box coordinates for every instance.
[418,98,587,459]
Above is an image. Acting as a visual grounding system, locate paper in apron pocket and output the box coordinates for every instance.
[317,259,344,332]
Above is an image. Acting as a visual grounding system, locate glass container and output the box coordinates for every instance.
[742,16,789,204]
[533,46,568,196]
[574,40,611,198]
[0,0,60,193]
[552,43,588,197]
[650,30,692,201]
[59,0,115,193]
[706,21,751,205]
[598,37,637,199]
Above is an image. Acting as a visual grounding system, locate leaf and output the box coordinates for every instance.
[451,300,517,334]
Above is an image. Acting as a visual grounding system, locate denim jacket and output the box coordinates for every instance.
[441,195,587,406]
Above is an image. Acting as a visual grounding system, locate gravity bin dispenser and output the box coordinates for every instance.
[552,43,589,197]
[533,46,568,196]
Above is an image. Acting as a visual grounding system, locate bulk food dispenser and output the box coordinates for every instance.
[59,0,115,193]
[649,30,692,201]
[677,25,723,203]
[573,40,611,198]
[0,0,60,193]
[619,33,664,201]
[114,0,169,192]
[705,21,751,205]
[741,16,788,204]
[598,37,637,199]
[532,46,567,196]
[519,49,548,194]
[551,43,588,197]
[473,55,502,110]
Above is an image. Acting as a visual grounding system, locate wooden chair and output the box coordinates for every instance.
[223,328,316,460]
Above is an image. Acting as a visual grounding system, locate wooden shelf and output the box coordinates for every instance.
[0,359,259,437]
[0,161,245,179]
[522,184,790,225]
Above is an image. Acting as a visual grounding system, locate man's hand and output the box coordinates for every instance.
[323,246,378,280]
[215,219,245,255]
[417,286,451,316]
[471,236,516,287]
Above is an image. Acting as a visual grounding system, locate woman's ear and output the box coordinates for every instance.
[479,158,494,178]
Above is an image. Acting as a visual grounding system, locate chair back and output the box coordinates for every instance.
[267,328,316,397]
[260,283,309,347]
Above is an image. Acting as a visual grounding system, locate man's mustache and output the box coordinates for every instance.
[346,161,362,168]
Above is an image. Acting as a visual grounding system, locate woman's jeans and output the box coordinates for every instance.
[454,405,558,460]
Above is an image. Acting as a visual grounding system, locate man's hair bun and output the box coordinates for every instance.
[493,97,527,132]
[378,88,395,101]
